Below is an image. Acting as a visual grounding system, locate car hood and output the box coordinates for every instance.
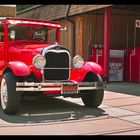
[8,41,55,66]
[8,40,53,54]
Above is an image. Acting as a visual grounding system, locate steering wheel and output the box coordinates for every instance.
[34,38,44,42]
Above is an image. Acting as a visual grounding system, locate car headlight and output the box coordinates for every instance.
[33,54,46,69]
[73,55,84,68]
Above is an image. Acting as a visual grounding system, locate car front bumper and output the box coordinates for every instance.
[16,81,106,94]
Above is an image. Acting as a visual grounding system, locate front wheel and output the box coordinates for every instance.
[81,73,104,108]
[81,89,104,108]
[0,72,20,114]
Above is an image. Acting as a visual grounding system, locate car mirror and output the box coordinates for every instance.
[60,27,67,32]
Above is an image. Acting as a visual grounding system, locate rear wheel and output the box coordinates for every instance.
[81,73,104,108]
[0,72,20,114]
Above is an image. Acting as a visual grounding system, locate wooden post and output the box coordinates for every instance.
[79,16,83,56]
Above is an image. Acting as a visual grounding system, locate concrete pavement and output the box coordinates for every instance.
[0,82,139,135]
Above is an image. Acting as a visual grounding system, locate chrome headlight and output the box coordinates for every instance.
[33,54,46,69]
[73,55,84,68]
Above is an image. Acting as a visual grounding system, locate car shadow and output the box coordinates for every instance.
[0,96,107,124]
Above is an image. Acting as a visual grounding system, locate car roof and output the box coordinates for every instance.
[0,17,61,28]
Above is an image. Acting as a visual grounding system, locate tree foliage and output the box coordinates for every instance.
[16,5,34,12]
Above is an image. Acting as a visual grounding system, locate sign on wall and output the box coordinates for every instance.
[135,20,140,28]
[109,50,124,81]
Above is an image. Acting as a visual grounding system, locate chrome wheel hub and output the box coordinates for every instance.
[1,78,8,109]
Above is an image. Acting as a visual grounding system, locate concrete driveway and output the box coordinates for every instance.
[0,82,139,135]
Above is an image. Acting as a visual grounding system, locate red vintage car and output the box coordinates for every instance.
[0,17,106,114]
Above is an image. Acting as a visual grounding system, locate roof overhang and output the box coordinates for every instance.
[0,5,16,7]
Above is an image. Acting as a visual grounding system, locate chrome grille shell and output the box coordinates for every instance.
[42,47,71,81]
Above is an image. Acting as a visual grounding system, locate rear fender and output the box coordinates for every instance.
[70,61,105,82]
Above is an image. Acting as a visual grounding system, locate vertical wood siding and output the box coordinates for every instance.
[111,14,140,50]
[0,6,16,17]
[17,6,140,60]
[82,13,104,60]
[58,15,82,57]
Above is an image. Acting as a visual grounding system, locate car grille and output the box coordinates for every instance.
[44,50,70,81]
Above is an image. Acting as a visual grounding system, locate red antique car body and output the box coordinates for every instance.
[0,17,106,114]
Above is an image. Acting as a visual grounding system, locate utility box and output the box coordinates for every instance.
[0,5,16,17]
[89,44,104,68]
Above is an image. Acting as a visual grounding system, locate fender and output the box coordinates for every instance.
[70,61,105,82]
[7,61,31,76]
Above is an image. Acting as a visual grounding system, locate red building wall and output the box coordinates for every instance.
[124,47,140,83]
[89,47,140,83]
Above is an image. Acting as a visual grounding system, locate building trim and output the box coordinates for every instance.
[0,5,16,7]
[17,5,112,21]
[17,5,42,15]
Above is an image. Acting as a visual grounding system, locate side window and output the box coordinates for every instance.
[0,24,4,42]
[8,25,15,41]
[8,25,30,41]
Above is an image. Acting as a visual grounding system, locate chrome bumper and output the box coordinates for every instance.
[16,81,106,93]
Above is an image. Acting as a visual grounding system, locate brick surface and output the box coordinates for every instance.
[120,104,140,113]
[0,117,139,135]
[103,96,140,107]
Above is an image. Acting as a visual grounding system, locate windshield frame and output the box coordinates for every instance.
[5,18,61,44]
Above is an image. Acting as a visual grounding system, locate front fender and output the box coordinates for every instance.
[8,61,31,76]
[70,61,105,82]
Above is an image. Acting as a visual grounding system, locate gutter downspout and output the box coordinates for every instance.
[65,5,75,57]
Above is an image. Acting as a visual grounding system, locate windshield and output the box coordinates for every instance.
[8,24,58,43]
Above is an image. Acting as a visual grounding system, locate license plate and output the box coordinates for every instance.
[61,82,78,94]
